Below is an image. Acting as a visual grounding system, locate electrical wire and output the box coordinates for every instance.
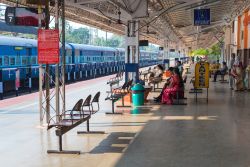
[96,7,127,26]
[134,4,179,33]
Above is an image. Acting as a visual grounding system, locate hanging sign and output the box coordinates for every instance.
[38,29,59,64]
[5,7,46,27]
[194,61,209,88]
[194,9,210,26]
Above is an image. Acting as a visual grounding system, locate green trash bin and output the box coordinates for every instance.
[131,83,145,106]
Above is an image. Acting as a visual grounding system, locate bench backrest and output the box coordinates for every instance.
[92,92,100,103]
[91,92,101,113]
[72,99,84,112]
[82,95,92,112]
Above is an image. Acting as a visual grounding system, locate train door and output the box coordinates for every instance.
[24,48,31,77]
[26,48,32,89]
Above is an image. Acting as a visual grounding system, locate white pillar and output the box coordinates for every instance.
[125,20,139,83]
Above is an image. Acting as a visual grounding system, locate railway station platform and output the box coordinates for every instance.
[1,65,250,167]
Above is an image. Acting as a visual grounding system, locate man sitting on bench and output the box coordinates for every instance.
[148,64,164,84]
[213,61,228,82]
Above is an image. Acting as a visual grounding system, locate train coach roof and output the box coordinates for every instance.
[0,35,37,47]
[140,50,158,54]
[116,48,125,52]
[69,43,116,52]
[0,35,71,49]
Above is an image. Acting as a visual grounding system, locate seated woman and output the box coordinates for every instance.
[161,68,184,105]
[153,67,174,102]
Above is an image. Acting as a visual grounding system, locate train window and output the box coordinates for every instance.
[4,56,9,66]
[75,56,80,63]
[9,57,15,65]
[80,56,84,63]
[0,57,2,66]
[66,56,72,64]
[16,56,21,65]
[22,57,29,65]
[31,57,37,64]
[75,50,80,56]
[66,50,72,56]
[26,48,32,56]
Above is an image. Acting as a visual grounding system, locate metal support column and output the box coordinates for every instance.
[61,0,66,114]
[55,0,60,122]
[38,5,43,122]
[45,1,50,123]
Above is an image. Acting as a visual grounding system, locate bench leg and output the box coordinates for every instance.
[117,96,131,108]
[47,135,81,154]
[77,119,105,134]
[189,88,203,94]
[106,100,123,115]
[172,92,187,105]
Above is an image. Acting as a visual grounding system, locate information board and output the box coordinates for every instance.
[194,62,209,88]
[194,9,210,26]
[38,29,59,64]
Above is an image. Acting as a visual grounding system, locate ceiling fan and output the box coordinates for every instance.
[143,25,157,34]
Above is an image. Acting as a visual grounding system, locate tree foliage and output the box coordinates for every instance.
[65,21,90,44]
[191,43,222,61]
[209,43,221,56]
[93,35,124,47]
[191,48,209,56]
[208,43,221,60]
[64,21,123,47]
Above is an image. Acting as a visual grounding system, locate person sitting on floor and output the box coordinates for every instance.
[161,68,184,105]
[213,61,228,82]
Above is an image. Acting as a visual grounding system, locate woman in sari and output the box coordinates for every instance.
[161,68,184,105]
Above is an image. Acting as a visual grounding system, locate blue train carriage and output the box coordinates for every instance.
[0,36,37,92]
[115,48,125,72]
[139,50,149,67]
[69,43,118,79]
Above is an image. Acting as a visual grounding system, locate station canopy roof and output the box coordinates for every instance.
[1,0,250,48]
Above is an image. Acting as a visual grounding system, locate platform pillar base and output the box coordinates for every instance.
[47,150,80,154]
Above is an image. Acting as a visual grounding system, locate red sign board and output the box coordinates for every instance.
[38,29,59,64]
